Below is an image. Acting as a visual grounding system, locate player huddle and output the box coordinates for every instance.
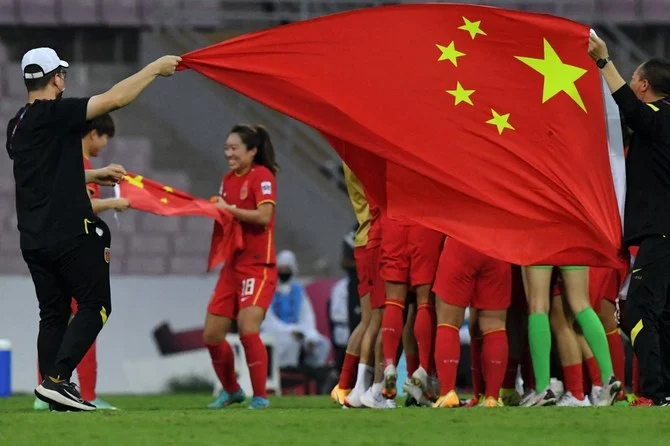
[330,164,628,408]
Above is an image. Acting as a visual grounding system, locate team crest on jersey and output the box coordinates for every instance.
[261,181,272,196]
[240,181,249,200]
[104,247,111,264]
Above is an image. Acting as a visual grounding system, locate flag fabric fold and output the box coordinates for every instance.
[179,4,625,271]
[115,173,243,271]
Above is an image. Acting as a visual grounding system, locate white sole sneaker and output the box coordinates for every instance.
[35,385,96,412]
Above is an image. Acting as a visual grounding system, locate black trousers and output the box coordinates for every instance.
[624,236,670,402]
[22,219,112,381]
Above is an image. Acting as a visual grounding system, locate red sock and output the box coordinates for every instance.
[414,304,435,371]
[241,333,268,398]
[633,355,641,397]
[563,363,585,400]
[585,356,602,387]
[503,357,519,389]
[471,337,484,396]
[338,352,359,389]
[482,330,508,399]
[382,301,405,368]
[406,353,419,377]
[521,342,536,390]
[77,342,97,401]
[207,342,240,394]
[606,330,625,384]
[435,324,460,394]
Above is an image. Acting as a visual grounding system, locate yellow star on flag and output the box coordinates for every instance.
[458,17,486,39]
[486,109,515,134]
[515,39,588,112]
[125,175,144,188]
[446,82,475,106]
[163,186,174,193]
[436,42,465,67]
[160,198,168,204]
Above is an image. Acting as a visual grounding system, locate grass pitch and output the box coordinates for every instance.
[1,394,669,445]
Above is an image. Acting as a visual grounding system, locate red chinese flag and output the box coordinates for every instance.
[179,4,624,270]
[117,173,243,271]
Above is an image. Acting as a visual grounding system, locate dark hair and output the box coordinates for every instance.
[23,64,61,92]
[230,124,279,175]
[639,58,670,97]
[83,114,115,138]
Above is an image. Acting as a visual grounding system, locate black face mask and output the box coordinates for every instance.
[278,272,293,283]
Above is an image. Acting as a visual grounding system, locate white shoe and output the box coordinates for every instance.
[594,376,622,407]
[360,386,395,409]
[382,365,397,399]
[557,391,591,407]
[590,385,603,405]
[383,398,397,409]
[520,389,538,407]
[344,387,365,408]
[531,387,557,407]
[550,378,565,400]
[402,367,433,406]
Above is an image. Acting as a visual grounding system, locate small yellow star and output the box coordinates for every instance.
[516,39,588,112]
[163,186,174,193]
[125,175,144,189]
[436,42,465,67]
[160,197,169,204]
[458,17,486,40]
[446,82,475,106]
[486,109,515,135]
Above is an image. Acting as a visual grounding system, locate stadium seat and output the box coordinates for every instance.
[641,0,668,23]
[150,170,191,192]
[5,64,26,98]
[0,255,28,274]
[125,255,168,275]
[114,211,139,234]
[18,0,57,25]
[182,0,223,27]
[101,0,140,25]
[0,1,18,25]
[183,216,214,234]
[128,234,171,255]
[173,232,211,255]
[60,0,99,25]
[0,232,20,254]
[169,255,209,275]
[0,98,25,117]
[599,0,640,23]
[140,213,182,233]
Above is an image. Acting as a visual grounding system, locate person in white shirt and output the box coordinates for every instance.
[262,250,331,369]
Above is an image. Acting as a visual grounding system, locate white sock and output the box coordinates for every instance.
[371,382,383,395]
[354,364,373,393]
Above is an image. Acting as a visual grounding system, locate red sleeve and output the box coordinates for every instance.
[252,167,276,207]
[83,157,100,198]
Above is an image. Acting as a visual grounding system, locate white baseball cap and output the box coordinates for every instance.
[21,47,69,79]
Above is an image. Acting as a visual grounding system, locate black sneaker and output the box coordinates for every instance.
[405,395,420,407]
[35,378,96,412]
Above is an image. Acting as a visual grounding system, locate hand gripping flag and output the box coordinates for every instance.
[115,173,243,271]
[179,4,626,271]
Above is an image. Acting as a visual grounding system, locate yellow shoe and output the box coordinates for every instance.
[432,390,460,408]
[330,385,351,405]
[482,396,504,407]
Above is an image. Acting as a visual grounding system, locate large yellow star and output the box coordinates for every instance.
[125,174,144,189]
[515,39,588,112]
[436,42,465,67]
[486,109,515,135]
[446,82,475,106]
[458,17,486,39]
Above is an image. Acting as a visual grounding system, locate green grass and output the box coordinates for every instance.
[1,394,669,445]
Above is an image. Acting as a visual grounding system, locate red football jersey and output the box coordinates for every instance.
[221,164,277,266]
[83,157,100,198]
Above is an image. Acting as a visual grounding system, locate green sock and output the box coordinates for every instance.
[576,307,613,382]
[528,313,551,392]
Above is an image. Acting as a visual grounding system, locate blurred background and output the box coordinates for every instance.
[0,0,662,396]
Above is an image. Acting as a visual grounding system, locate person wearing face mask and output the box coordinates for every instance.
[262,250,331,372]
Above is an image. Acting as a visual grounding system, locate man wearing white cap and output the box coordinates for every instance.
[262,250,331,370]
[5,46,181,412]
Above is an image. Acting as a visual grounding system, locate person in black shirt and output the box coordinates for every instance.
[6,47,181,411]
[589,34,670,406]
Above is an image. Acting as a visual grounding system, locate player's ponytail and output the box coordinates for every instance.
[229,124,280,175]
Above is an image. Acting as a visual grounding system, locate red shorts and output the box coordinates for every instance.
[380,218,444,286]
[433,238,512,310]
[589,267,618,311]
[354,244,385,309]
[208,263,278,318]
